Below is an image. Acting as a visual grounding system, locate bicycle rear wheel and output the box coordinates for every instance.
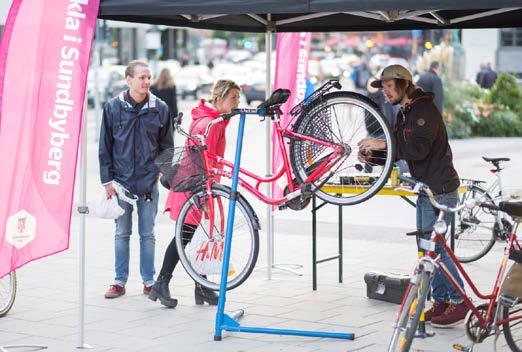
[502,301,522,352]
[175,184,260,291]
[388,270,431,352]
[454,185,496,263]
[289,91,394,206]
[0,271,16,317]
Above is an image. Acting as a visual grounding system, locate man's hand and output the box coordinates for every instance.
[104,183,118,199]
[357,137,386,163]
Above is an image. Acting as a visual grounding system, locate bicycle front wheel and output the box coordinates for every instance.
[502,301,522,352]
[175,184,260,291]
[289,91,395,206]
[388,270,431,352]
[0,271,16,317]
[455,185,496,263]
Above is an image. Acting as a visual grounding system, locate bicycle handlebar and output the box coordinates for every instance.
[397,175,467,214]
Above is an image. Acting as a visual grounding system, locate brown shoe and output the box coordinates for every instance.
[143,285,152,295]
[104,284,125,299]
[431,302,469,328]
[424,301,448,321]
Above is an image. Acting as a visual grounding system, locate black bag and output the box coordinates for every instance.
[364,271,411,305]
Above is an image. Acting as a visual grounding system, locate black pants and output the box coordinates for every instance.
[159,223,197,276]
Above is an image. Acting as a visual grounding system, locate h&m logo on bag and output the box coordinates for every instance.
[196,241,225,262]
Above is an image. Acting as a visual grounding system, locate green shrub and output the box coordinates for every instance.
[486,73,522,114]
[446,109,474,139]
[473,110,522,137]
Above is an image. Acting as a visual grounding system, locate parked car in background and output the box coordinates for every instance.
[211,62,253,86]
[155,59,182,77]
[175,65,213,100]
[242,78,266,105]
[87,65,126,107]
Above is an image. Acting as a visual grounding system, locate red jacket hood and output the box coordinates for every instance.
[191,99,221,121]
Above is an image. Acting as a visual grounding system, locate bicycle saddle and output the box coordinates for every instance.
[460,178,486,184]
[257,88,291,111]
[499,201,522,219]
[482,156,510,163]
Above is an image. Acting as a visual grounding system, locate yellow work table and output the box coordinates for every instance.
[311,183,468,290]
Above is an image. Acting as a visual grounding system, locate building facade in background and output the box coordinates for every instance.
[463,28,522,83]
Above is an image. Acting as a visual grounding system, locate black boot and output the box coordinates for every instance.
[195,281,218,306]
[148,274,178,308]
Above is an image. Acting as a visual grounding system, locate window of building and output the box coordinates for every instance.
[501,28,522,47]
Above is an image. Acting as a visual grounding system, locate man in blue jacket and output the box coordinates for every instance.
[99,60,173,298]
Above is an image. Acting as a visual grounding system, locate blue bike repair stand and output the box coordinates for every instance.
[213,111,355,342]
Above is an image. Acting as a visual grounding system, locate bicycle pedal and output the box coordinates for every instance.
[453,343,473,351]
[499,294,518,308]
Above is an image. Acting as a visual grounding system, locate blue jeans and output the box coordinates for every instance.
[416,190,464,303]
[114,184,158,287]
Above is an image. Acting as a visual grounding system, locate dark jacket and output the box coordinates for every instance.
[395,89,459,194]
[479,68,497,89]
[150,85,178,119]
[416,70,443,113]
[99,91,173,195]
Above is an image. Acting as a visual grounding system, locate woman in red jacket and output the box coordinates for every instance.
[149,80,241,308]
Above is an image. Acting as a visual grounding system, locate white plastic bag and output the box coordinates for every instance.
[90,191,125,219]
[185,224,235,276]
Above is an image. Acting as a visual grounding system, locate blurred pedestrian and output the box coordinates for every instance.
[475,63,487,86]
[478,63,498,89]
[149,79,241,308]
[352,62,371,94]
[99,60,173,299]
[367,72,397,129]
[417,61,443,113]
[150,68,178,119]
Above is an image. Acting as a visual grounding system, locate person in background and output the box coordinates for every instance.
[352,62,372,94]
[148,80,241,308]
[358,65,468,328]
[367,70,397,129]
[475,63,487,87]
[150,68,178,120]
[416,61,443,113]
[478,63,498,89]
[99,60,173,299]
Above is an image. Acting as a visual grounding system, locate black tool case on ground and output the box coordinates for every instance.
[364,272,411,304]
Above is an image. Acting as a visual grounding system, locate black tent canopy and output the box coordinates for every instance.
[99,0,522,32]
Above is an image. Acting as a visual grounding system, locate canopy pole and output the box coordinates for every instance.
[265,18,273,280]
[77,95,92,350]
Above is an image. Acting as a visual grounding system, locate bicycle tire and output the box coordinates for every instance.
[0,271,16,317]
[388,269,431,352]
[502,302,522,352]
[289,91,395,206]
[175,184,260,291]
[455,185,496,263]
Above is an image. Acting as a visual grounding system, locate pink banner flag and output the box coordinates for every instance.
[0,0,100,278]
[272,32,311,198]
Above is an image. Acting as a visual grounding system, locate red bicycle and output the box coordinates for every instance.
[388,176,522,352]
[157,80,395,290]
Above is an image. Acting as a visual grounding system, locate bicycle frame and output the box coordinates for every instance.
[421,213,521,329]
[200,114,346,207]
[463,163,512,232]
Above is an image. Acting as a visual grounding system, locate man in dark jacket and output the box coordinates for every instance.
[357,65,468,328]
[99,60,173,299]
[478,63,498,89]
[416,61,444,113]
